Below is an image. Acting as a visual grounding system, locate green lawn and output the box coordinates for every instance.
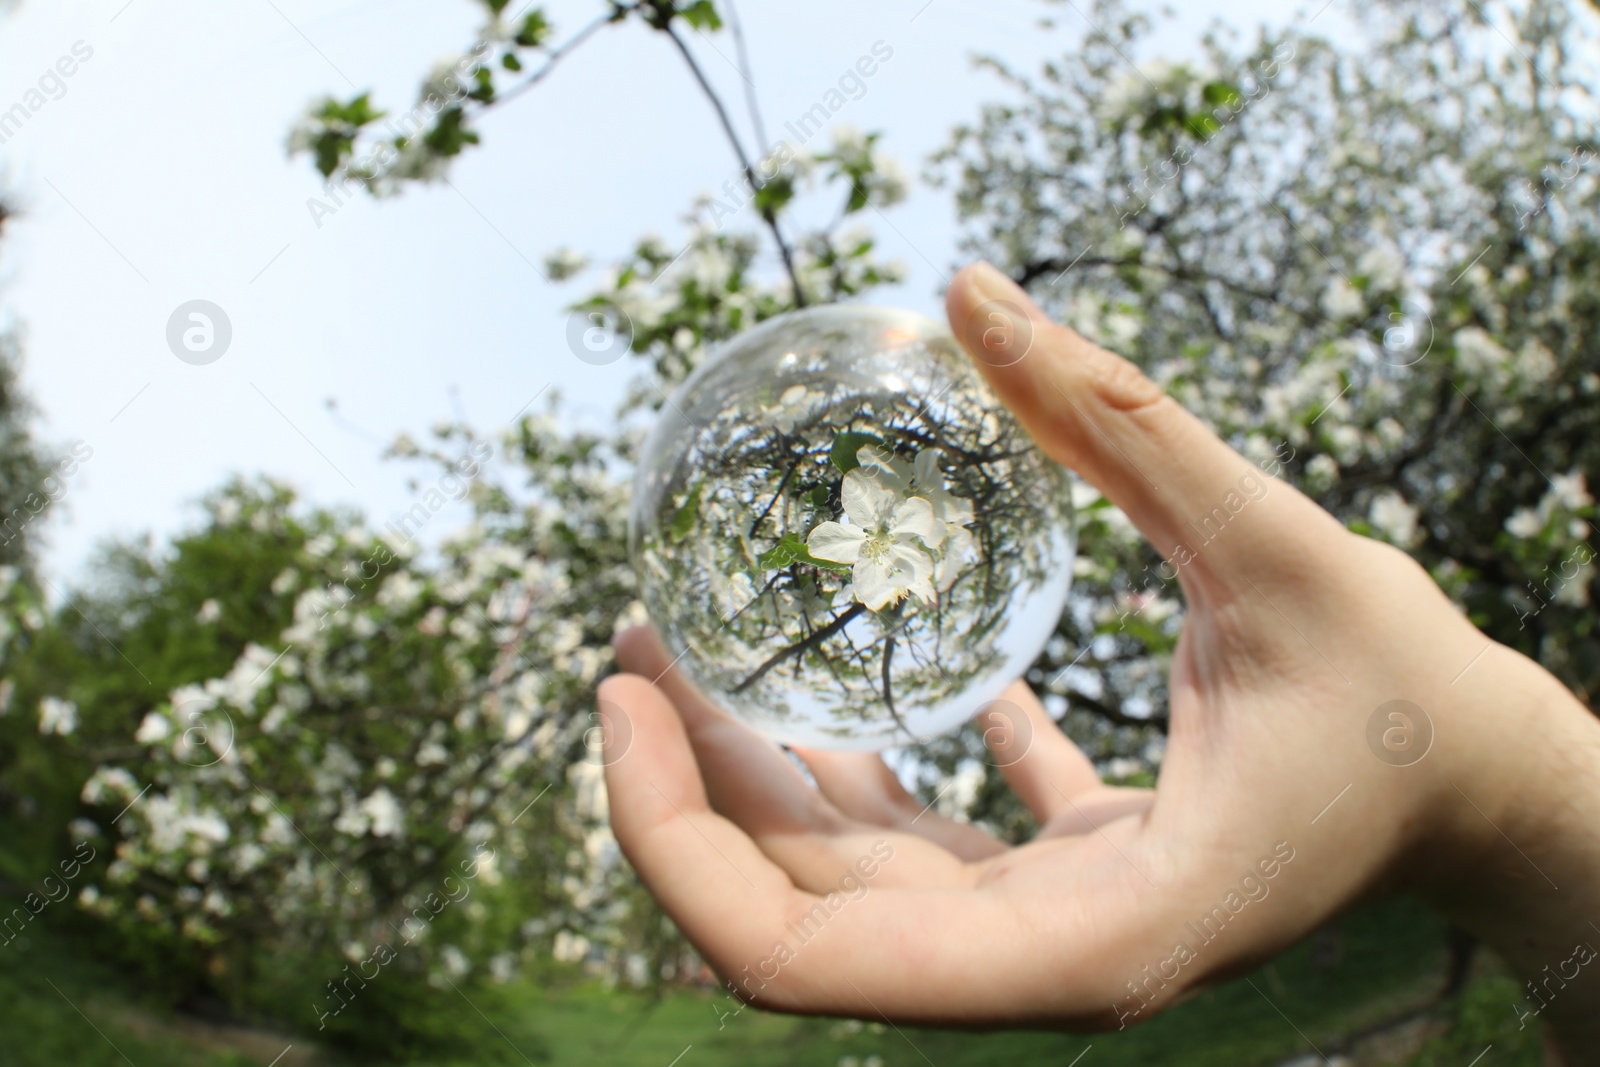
[0,898,1546,1066]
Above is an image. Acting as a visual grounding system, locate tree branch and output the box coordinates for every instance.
[1015,253,1287,308]
[747,450,802,537]
[484,9,627,113]
[881,634,913,740]
[658,20,807,306]
[731,602,864,693]
[724,0,769,153]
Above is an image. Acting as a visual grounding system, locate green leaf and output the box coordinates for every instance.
[515,10,552,47]
[679,0,723,30]
[806,486,830,507]
[1201,81,1242,107]
[1140,104,1183,133]
[845,178,870,213]
[482,0,511,14]
[316,93,385,128]
[757,532,851,573]
[752,174,796,218]
[501,53,523,72]
[311,132,353,178]
[300,93,387,177]
[668,482,702,544]
[469,66,496,103]
[423,107,481,157]
[829,431,883,473]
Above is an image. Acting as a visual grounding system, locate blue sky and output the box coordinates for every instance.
[0,0,1325,586]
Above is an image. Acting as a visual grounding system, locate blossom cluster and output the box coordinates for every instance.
[806,447,977,611]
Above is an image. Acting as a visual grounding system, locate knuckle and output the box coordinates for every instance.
[1074,334,1166,414]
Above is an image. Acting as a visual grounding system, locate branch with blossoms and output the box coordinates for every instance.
[67,420,633,1022]
[289,0,910,307]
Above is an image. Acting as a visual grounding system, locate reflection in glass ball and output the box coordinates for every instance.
[629,305,1075,751]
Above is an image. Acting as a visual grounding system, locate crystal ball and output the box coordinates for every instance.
[629,305,1075,751]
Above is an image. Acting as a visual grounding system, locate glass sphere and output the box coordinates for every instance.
[629,305,1074,751]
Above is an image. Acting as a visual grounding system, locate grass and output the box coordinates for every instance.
[0,897,1545,1066]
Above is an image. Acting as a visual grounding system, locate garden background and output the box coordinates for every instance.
[0,0,1594,1063]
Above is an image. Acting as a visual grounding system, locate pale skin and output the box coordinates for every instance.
[598,262,1600,1064]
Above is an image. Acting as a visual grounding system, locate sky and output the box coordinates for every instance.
[0,0,1334,588]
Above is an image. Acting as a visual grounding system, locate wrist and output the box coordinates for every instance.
[1414,648,1600,1062]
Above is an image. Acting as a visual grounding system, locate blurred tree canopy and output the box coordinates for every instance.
[0,0,1594,1055]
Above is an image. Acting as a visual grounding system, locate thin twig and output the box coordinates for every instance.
[725,0,769,151]
[485,9,626,112]
[731,603,865,693]
[880,635,912,739]
[658,21,807,306]
[748,450,803,537]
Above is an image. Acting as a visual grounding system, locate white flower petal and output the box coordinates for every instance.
[858,446,912,493]
[852,557,898,610]
[935,490,975,527]
[903,573,937,605]
[886,545,937,605]
[891,496,942,544]
[807,522,866,563]
[935,525,975,590]
[889,542,935,581]
[840,467,898,525]
[943,522,975,555]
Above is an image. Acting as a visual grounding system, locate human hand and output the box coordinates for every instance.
[598,263,1600,1058]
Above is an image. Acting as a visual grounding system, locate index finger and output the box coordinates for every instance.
[945,263,1348,595]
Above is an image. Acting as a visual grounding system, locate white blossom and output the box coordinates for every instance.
[1549,472,1592,512]
[360,787,404,837]
[763,384,824,433]
[1356,243,1405,291]
[1453,327,1510,376]
[1369,491,1420,547]
[135,711,172,744]
[489,952,518,983]
[81,766,139,804]
[806,467,943,611]
[1506,507,1545,539]
[543,247,588,280]
[38,696,77,736]
[439,944,471,978]
[1320,277,1365,319]
[552,930,590,963]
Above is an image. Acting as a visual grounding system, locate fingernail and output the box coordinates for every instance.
[959,262,1041,368]
[969,261,1044,318]
[594,696,633,766]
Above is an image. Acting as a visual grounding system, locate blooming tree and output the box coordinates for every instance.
[30,0,913,1041]
[919,0,1597,804]
[1,0,1593,1052]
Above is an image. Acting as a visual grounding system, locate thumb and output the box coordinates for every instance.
[945,261,1339,591]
